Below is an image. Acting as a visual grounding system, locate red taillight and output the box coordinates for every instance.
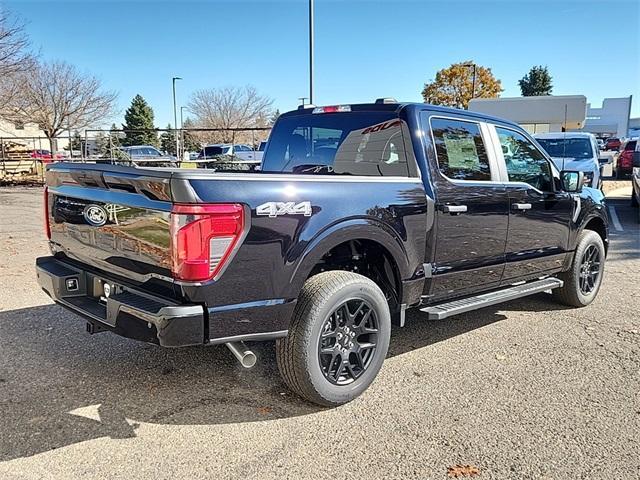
[43,186,51,240]
[619,151,633,168]
[170,203,245,282]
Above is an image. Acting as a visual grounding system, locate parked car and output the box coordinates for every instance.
[37,101,609,406]
[29,149,65,162]
[616,138,638,179]
[120,145,178,167]
[604,137,621,151]
[534,132,602,188]
[197,144,257,160]
[631,145,640,211]
[196,144,261,170]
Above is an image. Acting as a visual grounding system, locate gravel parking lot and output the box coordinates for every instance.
[0,184,638,480]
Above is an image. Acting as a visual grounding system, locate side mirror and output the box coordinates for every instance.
[561,171,584,193]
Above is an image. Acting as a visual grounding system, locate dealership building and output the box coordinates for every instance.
[469,95,634,138]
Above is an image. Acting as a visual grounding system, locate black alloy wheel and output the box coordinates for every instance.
[317,299,379,385]
[578,244,602,295]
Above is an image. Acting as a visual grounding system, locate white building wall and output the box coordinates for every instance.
[0,119,70,151]
[583,96,632,138]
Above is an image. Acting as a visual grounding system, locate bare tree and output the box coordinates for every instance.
[2,60,118,153]
[0,9,33,77]
[0,10,35,111]
[187,86,273,144]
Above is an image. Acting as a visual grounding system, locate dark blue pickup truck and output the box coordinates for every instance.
[37,100,609,406]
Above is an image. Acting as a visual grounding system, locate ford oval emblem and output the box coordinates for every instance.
[83,204,108,227]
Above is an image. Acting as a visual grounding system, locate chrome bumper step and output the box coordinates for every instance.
[420,278,563,320]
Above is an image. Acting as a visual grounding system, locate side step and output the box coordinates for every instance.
[420,278,563,320]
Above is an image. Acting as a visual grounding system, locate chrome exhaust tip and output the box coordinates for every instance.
[225,341,257,369]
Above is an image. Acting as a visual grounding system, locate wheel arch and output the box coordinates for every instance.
[288,218,412,305]
[582,215,609,254]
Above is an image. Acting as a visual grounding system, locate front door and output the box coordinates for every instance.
[424,115,509,301]
[492,126,574,281]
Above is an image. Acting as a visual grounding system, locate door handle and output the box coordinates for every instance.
[512,203,532,210]
[442,204,468,214]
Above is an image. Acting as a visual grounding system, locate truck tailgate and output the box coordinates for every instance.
[46,163,174,284]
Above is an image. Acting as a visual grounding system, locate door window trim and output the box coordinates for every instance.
[487,123,559,193]
[425,114,502,185]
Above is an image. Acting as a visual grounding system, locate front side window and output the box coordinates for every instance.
[497,127,553,191]
[262,112,409,176]
[430,117,491,181]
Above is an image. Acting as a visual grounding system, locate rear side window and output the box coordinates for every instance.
[430,117,491,181]
[262,112,409,176]
[625,140,636,151]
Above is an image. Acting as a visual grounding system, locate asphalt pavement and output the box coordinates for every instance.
[0,183,638,479]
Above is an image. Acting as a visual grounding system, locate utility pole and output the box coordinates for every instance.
[309,0,314,104]
[172,77,182,158]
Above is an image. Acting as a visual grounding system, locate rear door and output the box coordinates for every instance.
[422,114,509,301]
[489,125,573,281]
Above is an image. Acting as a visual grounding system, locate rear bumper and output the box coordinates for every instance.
[36,256,205,347]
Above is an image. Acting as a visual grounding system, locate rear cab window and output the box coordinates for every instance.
[261,111,411,176]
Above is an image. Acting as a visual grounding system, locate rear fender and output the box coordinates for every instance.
[288,217,412,295]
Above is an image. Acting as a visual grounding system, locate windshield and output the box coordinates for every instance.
[536,138,593,159]
[262,112,409,176]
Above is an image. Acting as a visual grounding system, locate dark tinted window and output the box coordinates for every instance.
[536,138,593,159]
[430,117,491,181]
[201,146,226,157]
[624,140,636,151]
[497,127,553,191]
[262,112,409,176]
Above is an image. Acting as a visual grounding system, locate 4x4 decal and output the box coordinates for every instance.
[256,201,312,217]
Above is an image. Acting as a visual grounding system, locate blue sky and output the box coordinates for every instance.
[6,0,640,127]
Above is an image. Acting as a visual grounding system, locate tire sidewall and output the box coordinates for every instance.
[570,231,606,306]
[303,279,391,405]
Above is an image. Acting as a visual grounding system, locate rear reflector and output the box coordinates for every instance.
[170,203,245,282]
[43,186,51,240]
[312,105,351,114]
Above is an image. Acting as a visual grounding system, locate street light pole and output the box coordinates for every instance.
[309,0,314,105]
[172,77,182,159]
[462,63,477,109]
[180,106,188,157]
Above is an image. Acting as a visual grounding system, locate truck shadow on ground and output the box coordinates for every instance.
[0,293,568,462]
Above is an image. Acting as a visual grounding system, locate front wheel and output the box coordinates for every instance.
[276,271,391,407]
[553,230,605,307]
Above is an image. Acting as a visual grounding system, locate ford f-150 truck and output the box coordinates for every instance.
[37,100,609,406]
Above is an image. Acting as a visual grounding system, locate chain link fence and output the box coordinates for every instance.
[1,127,272,184]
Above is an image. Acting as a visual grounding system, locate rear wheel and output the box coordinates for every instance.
[553,230,605,307]
[276,271,391,406]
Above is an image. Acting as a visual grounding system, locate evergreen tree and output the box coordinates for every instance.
[518,66,553,96]
[160,124,177,155]
[122,94,158,146]
[182,118,201,153]
[269,109,281,125]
